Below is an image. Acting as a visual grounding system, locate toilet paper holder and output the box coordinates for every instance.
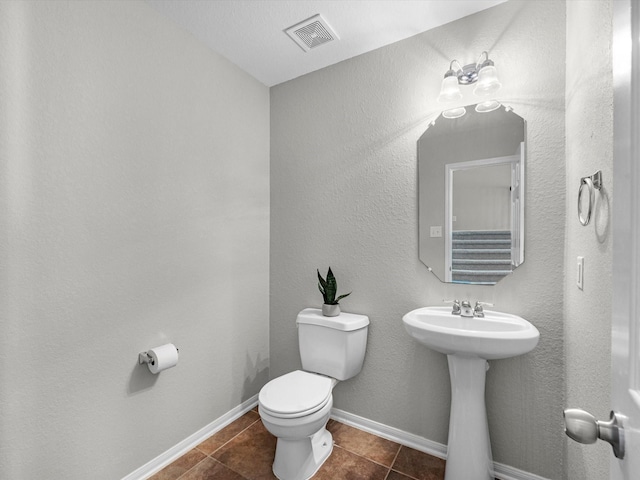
[138,347,179,366]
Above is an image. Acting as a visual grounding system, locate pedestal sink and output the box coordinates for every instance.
[402,306,539,480]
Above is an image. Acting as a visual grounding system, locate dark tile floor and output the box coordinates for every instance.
[149,408,446,480]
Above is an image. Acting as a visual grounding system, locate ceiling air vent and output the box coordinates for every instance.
[285,14,339,52]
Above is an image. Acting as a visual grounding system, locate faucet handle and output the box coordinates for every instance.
[443,299,461,315]
[474,301,494,317]
[475,301,493,307]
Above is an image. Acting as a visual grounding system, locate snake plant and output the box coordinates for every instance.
[317,267,351,305]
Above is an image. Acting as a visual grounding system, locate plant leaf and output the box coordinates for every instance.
[335,292,351,303]
[317,269,327,289]
[318,282,328,302]
[325,268,337,303]
[326,267,335,283]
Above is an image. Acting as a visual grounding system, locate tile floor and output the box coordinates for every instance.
[149,408,446,480]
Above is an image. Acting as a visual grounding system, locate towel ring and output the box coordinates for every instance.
[578,171,602,226]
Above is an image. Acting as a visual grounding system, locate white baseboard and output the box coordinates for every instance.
[330,408,448,459]
[330,408,550,480]
[493,463,552,480]
[121,395,259,480]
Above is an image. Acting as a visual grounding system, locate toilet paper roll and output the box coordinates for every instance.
[147,343,179,374]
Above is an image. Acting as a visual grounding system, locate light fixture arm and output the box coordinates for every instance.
[444,59,464,78]
[475,51,494,70]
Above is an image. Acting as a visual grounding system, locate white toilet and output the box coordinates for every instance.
[258,308,369,480]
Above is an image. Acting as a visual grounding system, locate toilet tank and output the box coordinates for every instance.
[296,308,369,381]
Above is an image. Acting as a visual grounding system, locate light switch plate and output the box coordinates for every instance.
[430,226,442,238]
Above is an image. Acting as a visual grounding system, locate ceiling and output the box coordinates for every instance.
[146,0,507,87]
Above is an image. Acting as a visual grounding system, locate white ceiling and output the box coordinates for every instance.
[146,0,507,87]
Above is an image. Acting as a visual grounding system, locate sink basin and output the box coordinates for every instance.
[402,306,539,359]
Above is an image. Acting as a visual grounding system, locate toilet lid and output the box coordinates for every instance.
[259,370,332,418]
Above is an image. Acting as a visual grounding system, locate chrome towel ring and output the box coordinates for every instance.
[578,170,602,226]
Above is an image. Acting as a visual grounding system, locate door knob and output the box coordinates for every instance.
[563,408,625,459]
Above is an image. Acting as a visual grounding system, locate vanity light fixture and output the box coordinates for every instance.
[473,51,502,96]
[437,61,464,103]
[437,51,502,116]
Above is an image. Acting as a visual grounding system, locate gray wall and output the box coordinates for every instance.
[271,1,566,478]
[0,1,269,478]
[564,1,613,478]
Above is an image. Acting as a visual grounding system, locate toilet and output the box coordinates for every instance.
[258,308,369,480]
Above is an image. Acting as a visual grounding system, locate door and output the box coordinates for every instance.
[612,0,640,478]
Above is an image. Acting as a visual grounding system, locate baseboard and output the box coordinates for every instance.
[330,408,448,459]
[121,394,259,480]
[493,463,552,480]
[330,408,550,480]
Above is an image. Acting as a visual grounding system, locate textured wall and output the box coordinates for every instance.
[271,1,566,477]
[0,1,269,478]
[564,1,613,478]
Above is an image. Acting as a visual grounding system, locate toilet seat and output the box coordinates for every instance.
[259,370,333,419]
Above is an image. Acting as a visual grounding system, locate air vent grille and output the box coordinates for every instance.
[285,14,339,52]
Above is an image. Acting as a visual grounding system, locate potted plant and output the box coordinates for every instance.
[317,267,351,317]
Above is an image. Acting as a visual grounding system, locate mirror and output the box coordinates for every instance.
[418,104,525,284]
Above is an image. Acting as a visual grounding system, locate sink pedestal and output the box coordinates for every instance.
[446,355,493,480]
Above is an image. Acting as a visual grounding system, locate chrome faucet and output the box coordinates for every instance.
[445,299,493,317]
[444,299,461,315]
[473,301,494,317]
[460,300,474,317]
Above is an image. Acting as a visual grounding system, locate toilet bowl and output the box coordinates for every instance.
[258,309,369,480]
[258,370,337,480]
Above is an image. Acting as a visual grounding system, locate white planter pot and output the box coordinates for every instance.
[322,304,340,317]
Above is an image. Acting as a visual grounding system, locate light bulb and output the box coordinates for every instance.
[438,75,462,103]
[473,65,501,96]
